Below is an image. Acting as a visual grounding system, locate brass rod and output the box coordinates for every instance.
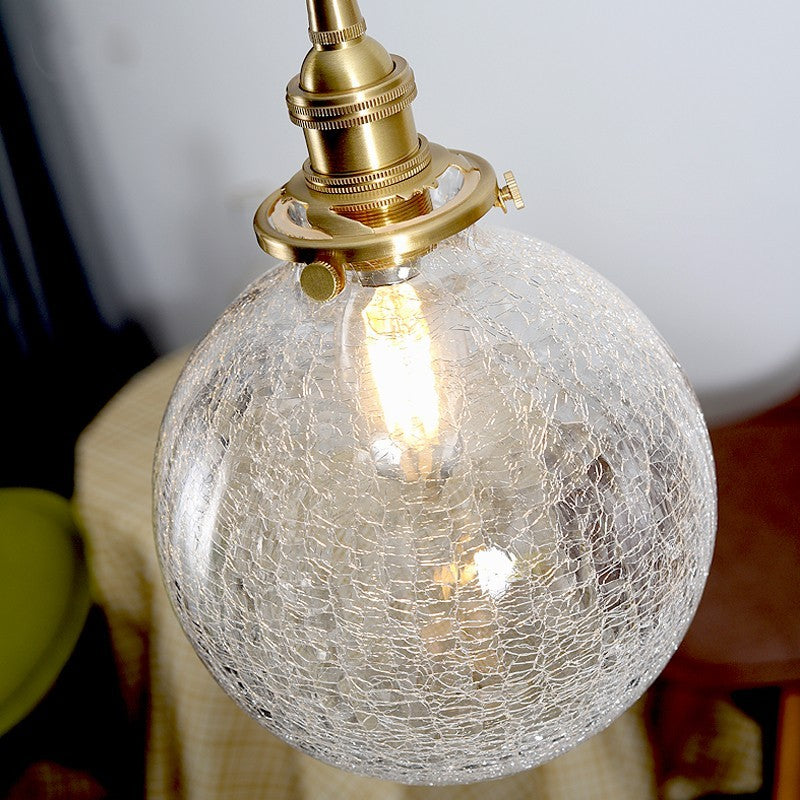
[305,0,363,38]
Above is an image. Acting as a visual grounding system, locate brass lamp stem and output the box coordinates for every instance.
[305,0,365,44]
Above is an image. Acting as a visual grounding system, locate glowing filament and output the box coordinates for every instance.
[362,282,440,446]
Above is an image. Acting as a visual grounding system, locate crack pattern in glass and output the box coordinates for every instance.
[154,224,716,785]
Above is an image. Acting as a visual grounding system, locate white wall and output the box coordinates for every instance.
[4,0,799,423]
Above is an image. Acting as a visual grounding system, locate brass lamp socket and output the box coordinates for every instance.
[253,0,524,298]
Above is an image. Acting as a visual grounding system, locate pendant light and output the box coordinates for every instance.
[154,0,716,784]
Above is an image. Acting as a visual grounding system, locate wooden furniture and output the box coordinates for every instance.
[666,393,800,799]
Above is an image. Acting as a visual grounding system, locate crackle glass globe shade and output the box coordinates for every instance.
[154,223,716,785]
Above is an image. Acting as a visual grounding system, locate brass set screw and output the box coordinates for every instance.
[300,261,345,302]
[498,171,525,211]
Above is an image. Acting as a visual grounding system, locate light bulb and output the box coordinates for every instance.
[339,265,468,482]
[154,224,716,784]
[363,282,439,446]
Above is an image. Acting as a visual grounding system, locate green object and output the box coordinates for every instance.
[0,489,90,736]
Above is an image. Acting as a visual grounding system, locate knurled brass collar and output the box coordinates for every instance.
[308,17,366,46]
[305,0,364,44]
[287,56,417,131]
[303,136,431,194]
